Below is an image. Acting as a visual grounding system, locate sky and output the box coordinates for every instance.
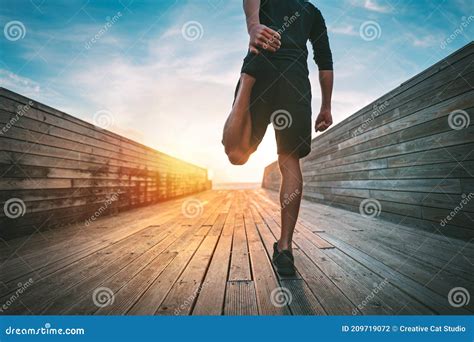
[0,0,473,184]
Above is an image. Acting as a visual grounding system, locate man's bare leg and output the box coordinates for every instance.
[222,73,256,165]
[277,154,303,251]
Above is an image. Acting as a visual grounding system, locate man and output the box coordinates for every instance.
[222,0,334,275]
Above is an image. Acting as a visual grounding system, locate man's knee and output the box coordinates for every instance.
[227,150,249,165]
[278,154,301,176]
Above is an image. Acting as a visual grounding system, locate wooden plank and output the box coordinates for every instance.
[3,223,168,314]
[252,195,387,314]
[387,143,474,168]
[306,111,474,172]
[338,89,474,150]
[0,99,208,172]
[228,213,252,281]
[320,234,473,314]
[304,179,462,194]
[42,222,188,314]
[193,209,235,315]
[155,234,220,315]
[0,193,215,287]
[244,208,291,315]
[126,201,222,315]
[306,57,474,159]
[90,197,227,315]
[323,248,434,315]
[250,198,357,314]
[280,279,326,315]
[224,281,258,315]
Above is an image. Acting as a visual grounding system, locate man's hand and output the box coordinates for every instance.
[315,108,332,132]
[248,24,281,54]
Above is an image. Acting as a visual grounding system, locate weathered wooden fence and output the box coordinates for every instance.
[0,88,211,240]
[262,42,474,240]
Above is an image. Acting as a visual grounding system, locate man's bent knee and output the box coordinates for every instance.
[227,150,250,165]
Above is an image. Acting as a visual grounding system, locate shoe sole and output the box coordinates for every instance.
[273,261,296,276]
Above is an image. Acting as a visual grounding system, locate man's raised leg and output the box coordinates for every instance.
[222,73,255,165]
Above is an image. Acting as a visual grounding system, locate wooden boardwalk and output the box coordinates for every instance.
[0,189,472,315]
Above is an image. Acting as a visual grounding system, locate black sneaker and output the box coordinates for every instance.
[272,242,296,276]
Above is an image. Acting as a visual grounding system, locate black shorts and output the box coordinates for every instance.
[235,70,313,159]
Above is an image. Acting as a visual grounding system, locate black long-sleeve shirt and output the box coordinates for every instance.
[241,0,333,78]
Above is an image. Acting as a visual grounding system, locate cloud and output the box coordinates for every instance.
[329,24,359,36]
[350,0,393,13]
[410,34,439,48]
[0,69,41,94]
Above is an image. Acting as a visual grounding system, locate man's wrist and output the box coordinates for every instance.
[321,104,331,111]
[247,20,260,33]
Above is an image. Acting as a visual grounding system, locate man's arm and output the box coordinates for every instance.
[309,6,334,132]
[243,0,281,54]
[315,70,333,131]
